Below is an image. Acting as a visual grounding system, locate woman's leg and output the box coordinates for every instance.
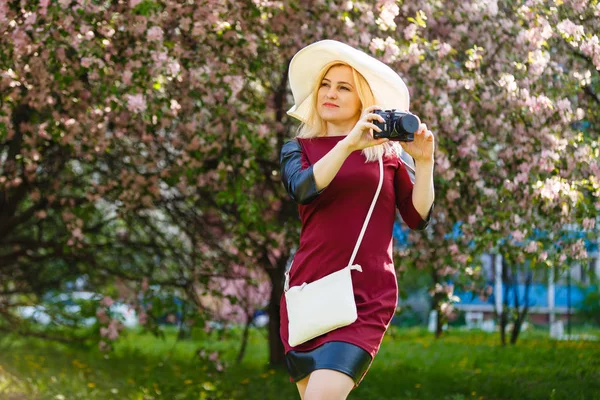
[295,375,310,400]
[303,369,355,400]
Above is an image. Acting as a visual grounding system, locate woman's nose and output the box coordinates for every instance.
[327,87,337,98]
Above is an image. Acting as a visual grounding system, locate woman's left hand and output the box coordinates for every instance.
[400,122,435,163]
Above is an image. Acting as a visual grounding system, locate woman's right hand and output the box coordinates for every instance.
[341,105,389,152]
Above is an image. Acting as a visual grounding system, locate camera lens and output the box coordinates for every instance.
[399,114,419,134]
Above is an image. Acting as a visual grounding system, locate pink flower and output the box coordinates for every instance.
[382,37,400,63]
[126,94,147,113]
[511,230,526,242]
[122,70,133,85]
[446,189,460,203]
[141,277,149,292]
[582,218,595,230]
[438,43,452,58]
[101,296,114,307]
[377,2,399,30]
[130,0,143,7]
[257,124,269,138]
[405,43,423,66]
[524,241,538,253]
[403,24,417,41]
[138,311,148,326]
[107,319,121,340]
[369,37,385,53]
[96,308,110,324]
[147,26,164,42]
[565,0,589,13]
[440,302,454,317]
[39,0,50,13]
[557,19,585,42]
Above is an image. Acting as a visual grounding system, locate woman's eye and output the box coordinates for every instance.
[340,87,350,91]
[320,82,329,87]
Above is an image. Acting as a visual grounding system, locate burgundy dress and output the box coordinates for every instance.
[279,135,430,382]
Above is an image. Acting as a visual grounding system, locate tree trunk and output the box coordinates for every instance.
[499,258,510,346]
[435,304,443,338]
[177,312,188,340]
[267,63,292,367]
[431,268,444,338]
[236,312,253,364]
[511,266,532,345]
[267,274,285,366]
[265,257,287,367]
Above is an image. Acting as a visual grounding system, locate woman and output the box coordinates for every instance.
[280,40,435,400]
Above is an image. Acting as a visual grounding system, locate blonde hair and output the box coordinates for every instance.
[295,61,403,163]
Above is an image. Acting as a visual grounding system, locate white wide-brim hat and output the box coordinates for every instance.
[287,39,410,124]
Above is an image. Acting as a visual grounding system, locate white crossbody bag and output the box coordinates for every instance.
[284,155,384,347]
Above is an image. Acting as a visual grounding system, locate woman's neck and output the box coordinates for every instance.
[325,118,358,137]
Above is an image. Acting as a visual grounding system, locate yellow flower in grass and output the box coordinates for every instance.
[184,379,193,385]
[241,378,250,385]
[27,361,41,370]
[415,384,421,388]
[88,382,96,388]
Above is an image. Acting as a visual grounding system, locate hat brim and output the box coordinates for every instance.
[287,40,410,124]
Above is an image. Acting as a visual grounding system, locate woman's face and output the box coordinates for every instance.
[316,65,362,125]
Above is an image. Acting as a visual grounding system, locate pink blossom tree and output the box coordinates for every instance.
[1,1,598,367]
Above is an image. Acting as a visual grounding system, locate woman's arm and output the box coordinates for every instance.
[280,140,324,205]
[412,160,435,219]
[398,121,435,225]
[395,159,433,231]
[313,106,388,190]
[312,140,353,191]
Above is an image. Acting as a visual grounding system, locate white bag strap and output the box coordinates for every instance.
[285,155,384,292]
[347,155,384,266]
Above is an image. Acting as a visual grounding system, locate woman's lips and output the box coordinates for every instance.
[323,103,339,108]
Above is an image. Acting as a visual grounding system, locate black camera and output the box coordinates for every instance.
[372,109,419,142]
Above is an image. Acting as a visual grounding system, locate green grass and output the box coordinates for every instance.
[0,325,599,399]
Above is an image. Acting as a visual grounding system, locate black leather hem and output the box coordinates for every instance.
[285,341,372,385]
